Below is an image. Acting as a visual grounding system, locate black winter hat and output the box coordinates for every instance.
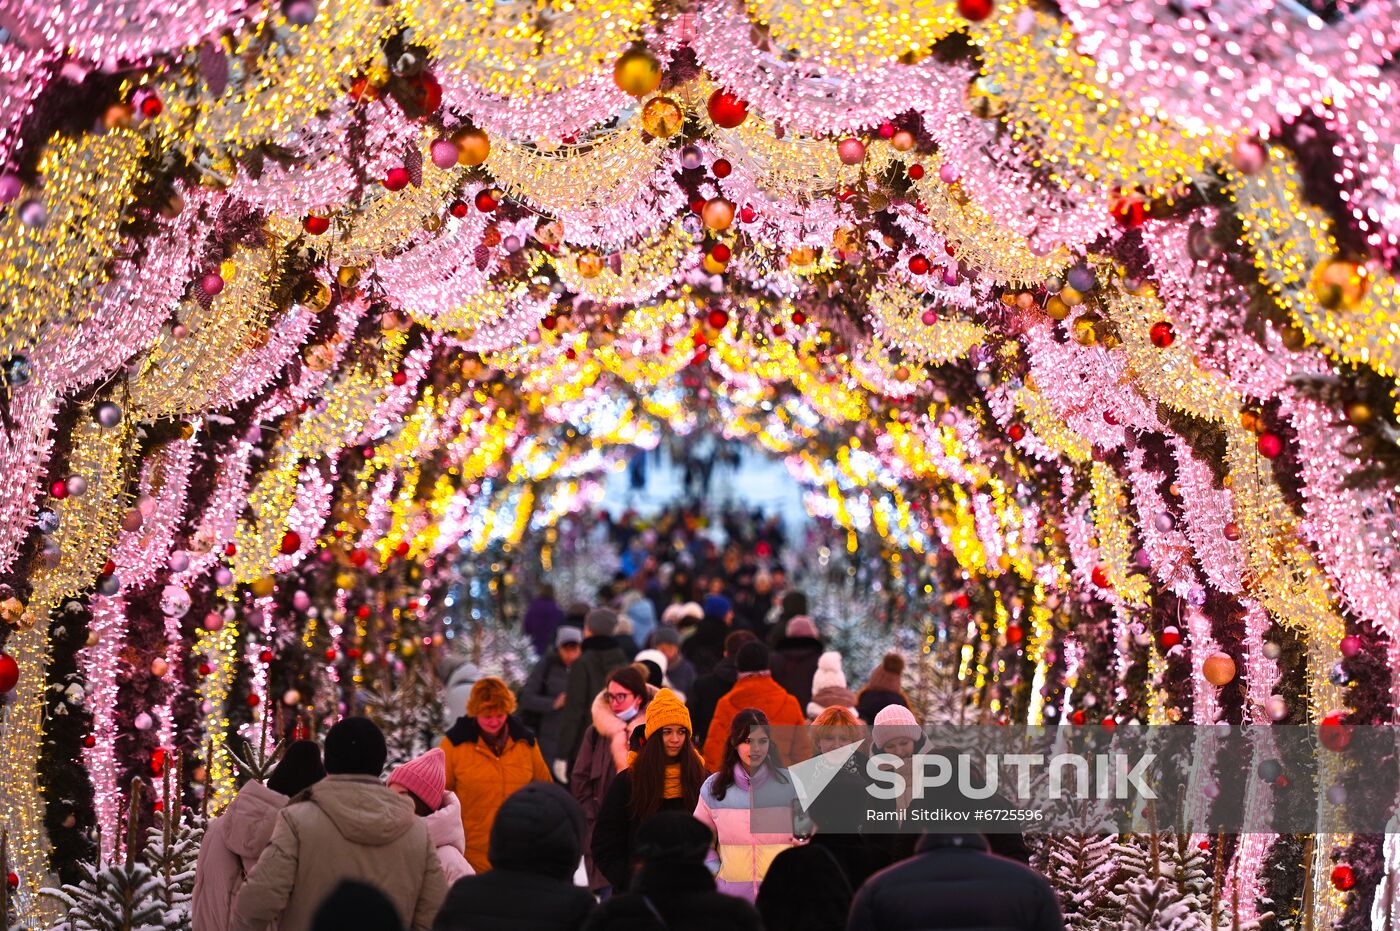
[634,812,714,865]
[736,641,770,673]
[488,782,586,879]
[267,740,326,797]
[311,880,404,931]
[323,717,388,776]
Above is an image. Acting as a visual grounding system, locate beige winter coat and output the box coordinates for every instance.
[192,779,287,931]
[231,774,447,931]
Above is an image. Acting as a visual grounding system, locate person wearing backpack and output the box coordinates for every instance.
[519,626,583,770]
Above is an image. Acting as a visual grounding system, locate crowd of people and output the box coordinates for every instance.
[193,506,1063,931]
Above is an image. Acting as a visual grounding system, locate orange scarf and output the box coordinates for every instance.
[663,762,683,799]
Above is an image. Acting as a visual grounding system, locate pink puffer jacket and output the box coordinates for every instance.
[193,780,288,931]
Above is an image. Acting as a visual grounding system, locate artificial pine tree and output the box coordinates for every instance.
[362,665,443,768]
[1029,815,1117,930]
[40,781,165,931]
[141,758,202,931]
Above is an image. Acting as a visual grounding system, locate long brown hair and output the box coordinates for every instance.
[628,726,706,823]
[712,708,788,801]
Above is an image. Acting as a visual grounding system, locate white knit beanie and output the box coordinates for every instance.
[811,650,847,695]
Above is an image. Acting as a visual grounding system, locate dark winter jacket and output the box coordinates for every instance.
[523,596,566,659]
[679,616,728,678]
[855,687,908,728]
[581,861,763,931]
[802,751,892,888]
[755,844,852,931]
[769,635,825,708]
[687,656,738,746]
[519,650,572,765]
[590,769,696,892]
[570,690,652,890]
[662,653,697,699]
[557,635,628,764]
[845,833,1064,931]
[432,783,596,931]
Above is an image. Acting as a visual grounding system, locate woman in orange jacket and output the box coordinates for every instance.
[440,676,553,873]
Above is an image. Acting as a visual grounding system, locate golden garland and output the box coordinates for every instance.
[906,153,1073,287]
[403,0,650,101]
[864,286,986,364]
[1090,460,1150,606]
[972,9,1225,197]
[549,223,692,303]
[1230,152,1400,380]
[745,0,963,71]
[127,245,280,420]
[0,131,143,356]
[487,125,668,217]
[4,409,132,923]
[149,0,395,158]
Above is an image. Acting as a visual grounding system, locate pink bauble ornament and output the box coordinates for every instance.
[201,273,224,296]
[938,163,959,184]
[1339,635,1362,658]
[430,139,458,169]
[836,138,866,164]
[1231,137,1267,175]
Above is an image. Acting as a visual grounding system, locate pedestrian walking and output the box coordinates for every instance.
[441,677,553,873]
[387,748,474,884]
[519,626,584,768]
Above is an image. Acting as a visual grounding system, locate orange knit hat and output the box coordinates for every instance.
[643,688,691,740]
[466,676,517,717]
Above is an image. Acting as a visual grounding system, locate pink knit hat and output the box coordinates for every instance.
[387,747,446,809]
[871,704,921,753]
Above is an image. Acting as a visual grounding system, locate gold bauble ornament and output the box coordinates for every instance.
[1202,652,1237,686]
[641,96,684,138]
[250,577,276,599]
[788,246,818,267]
[453,128,491,167]
[1345,401,1374,426]
[336,266,361,289]
[0,596,24,626]
[535,219,565,245]
[1059,286,1084,307]
[701,197,735,231]
[702,253,727,275]
[576,251,605,278]
[890,130,915,152]
[1043,296,1070,320]
[613,48,662,97]
[1071,318,1098,346]
[335,571,357,589]
[1310,258,1369,312]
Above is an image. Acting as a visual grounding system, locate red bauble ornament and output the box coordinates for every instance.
[956,0,994,20]
[739,205,758,224]
[383,167,410,191]
[279,531,301,555]
[259,649,274,664]
[413,73,443,114]
[1006,626,1024,644]
[474,190,498,212]
[247,694,261,707]
[706,309,730,329]
[324,648,338,662]
[139,94,163,118]
[1091,565,1111,588]
[356,605,371,619]
[224,542,237,557]
[907,163,925,181]
[791,311,807,325]
[1149,321,1175,347]
[303,215,330,235]
[82,735,96,749]
[392,370,408,386]
[198,662,212,676]
[1257,432,1283,459]
[1100,717,1117,731]
[1320,712,1353,752]
[709,243,732,263]
[101,560,116,576]
[349,548,368,567]
[1112,196,1147,229]
[1070,709,1087,725]
[6,872,17,890]
[707,90,749,128]
[449,200,469,218]
[908,254,930,275]
[953,593,970,610]
[1008,423,1026,442]
[1161,628,1182,649]
[50,480,69,500]
[0,652,19,693]
[712,158,732,178]
[1331,864,1356,891]
[541,315,558,331]
[395,541,411,557]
